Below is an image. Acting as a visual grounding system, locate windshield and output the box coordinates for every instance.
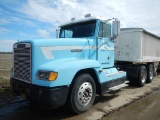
[59,20,96,38]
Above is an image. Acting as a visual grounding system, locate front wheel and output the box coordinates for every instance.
[137,66,147,87]
[67,74,96,114]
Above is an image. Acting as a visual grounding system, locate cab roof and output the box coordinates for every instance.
[59,16,107,27]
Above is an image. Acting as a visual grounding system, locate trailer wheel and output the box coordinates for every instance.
[146,64,154,83]
[137,66,147,87]
[67,74,96,114]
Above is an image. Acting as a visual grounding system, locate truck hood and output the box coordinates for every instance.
[20,38,90,47]
[19,38,93,63]
[14,38,97,87]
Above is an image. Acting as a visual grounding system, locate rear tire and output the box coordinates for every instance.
[67,74,96,114]
[137,66,147,87]
[146,64,154,83]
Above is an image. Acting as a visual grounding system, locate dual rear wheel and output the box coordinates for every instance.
[147,64,154,83]
[129,64,154,87]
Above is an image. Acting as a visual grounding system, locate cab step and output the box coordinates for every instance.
[109,81,129,91]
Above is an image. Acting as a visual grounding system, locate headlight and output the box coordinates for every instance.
[37,71,58,81]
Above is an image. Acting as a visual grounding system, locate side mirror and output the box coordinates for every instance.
[112,20,120,39]
[56,29,60,38]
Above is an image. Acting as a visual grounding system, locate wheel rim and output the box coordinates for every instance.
[150,66,153,80]
[141,69,146,83]
[78,82,93,106]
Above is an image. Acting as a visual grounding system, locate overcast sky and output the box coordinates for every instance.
[0,0,160,52]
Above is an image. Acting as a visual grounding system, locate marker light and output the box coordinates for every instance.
[48,72,58,81]
[71,17,75,21]
[85,14,91,18]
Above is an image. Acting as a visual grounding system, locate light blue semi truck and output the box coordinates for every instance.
[11,14,134,114]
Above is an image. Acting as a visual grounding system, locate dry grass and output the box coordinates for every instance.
[0,54,12,70]
[0,53,12,90]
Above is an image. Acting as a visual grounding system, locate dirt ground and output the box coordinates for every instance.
[0,53,160,120]
[102,91,160,120]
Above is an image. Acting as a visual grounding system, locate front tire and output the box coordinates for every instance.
[137,66,147,87]
[67,74,96,114]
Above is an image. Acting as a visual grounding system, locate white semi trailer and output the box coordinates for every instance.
[115,28,160,87]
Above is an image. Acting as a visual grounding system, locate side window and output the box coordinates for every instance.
[98,22,103,37]
[60,30,65,38]
[60,29,73,38]
[65,30,73,38]
[98,22,111,38]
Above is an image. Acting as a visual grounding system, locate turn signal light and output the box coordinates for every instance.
[48,72,58,81]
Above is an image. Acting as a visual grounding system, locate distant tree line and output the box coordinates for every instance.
[0,52,13,54]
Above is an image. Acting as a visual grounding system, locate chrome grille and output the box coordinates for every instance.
[13,43,31,83]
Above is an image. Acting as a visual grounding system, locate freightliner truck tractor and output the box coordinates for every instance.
[10,14,128,114]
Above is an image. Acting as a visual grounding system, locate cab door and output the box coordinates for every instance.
[97,22,114,68]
